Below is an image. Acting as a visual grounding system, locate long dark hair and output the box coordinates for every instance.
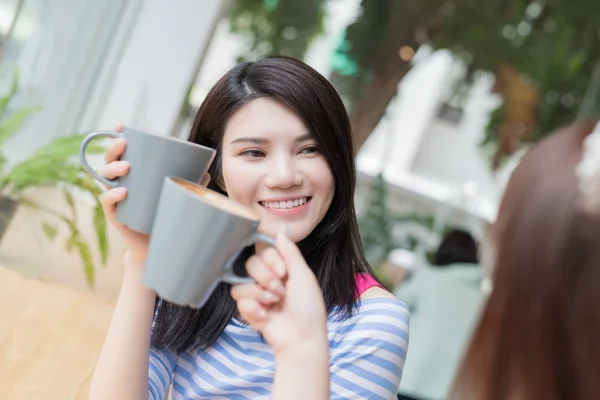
[451,120,600,399]
[151,56,376,351]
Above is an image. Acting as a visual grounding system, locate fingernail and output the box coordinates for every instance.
[274,262,286,279]
[262,290,279,303]
[269,280,285,296]
[257,308,267,320]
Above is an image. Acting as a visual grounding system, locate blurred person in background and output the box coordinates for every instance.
[395,228,485,400]
[451,120,600,400]
[89,56,409,400]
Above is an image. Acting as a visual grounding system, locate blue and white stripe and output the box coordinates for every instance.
[149,297,409,399]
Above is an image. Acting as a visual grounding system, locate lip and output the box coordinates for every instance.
[259,197,312,218]
[259,196,311,202]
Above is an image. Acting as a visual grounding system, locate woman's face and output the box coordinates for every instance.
[220,97,335,243]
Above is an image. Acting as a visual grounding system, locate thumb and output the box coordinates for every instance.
[275,230,308,277]
[200,172,211,187]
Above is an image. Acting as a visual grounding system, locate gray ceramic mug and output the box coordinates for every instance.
[143,176,276,308]
[79,127,216,234]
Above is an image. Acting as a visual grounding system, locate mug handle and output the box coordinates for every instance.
[79,131,121,188]
[221,232,278,285]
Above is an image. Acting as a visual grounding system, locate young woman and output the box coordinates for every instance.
[89,56,409,400]
[450,120,600,399]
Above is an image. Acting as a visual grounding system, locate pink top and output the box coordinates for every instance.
[354,273,385,299]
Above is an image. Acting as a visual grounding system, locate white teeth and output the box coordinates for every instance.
[262,197,308,210]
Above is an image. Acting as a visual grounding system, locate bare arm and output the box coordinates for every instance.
[89,253,157,400]
[271,339,330,400]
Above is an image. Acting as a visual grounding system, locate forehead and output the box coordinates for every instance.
[223,97,309,141]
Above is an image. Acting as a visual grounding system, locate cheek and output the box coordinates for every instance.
[221,157,258,204]
[312,160,335,200]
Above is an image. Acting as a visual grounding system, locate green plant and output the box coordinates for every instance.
[229,0,326,62]
[358,174,442,267]
[0,70,108,287]
[358,174,394,267]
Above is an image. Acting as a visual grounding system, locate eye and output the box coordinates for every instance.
[240,149,266,158]
[299,145,319,155]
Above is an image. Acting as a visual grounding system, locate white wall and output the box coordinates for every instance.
[358,47,449,173]
[2,0,138,163]
[95,0,225,136]
[411,72,501,204]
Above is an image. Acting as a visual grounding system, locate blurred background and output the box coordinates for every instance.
[0,0,599,398]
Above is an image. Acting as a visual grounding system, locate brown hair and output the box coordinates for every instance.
[451,120,600,400]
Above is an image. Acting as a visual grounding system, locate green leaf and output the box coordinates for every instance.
[41,222,58,241]
[2,133,107,194]
[63,189,77,220]
[34,133,105,159]
[66,234,77,253]
[93,202,109,266]
[75,239,95,288]
[0,69,19,118]
[0,105,42,147]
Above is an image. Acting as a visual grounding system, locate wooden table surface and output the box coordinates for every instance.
[0,267,116,399]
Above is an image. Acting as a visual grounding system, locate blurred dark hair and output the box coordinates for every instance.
[151,56,376,351]
[451,120,600,400]
[433,228,479,266]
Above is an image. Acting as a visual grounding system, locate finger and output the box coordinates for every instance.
[101,187,127,217]
[230,283,281,304]
[257,221,280,240]
[104,138,127,164]
[275,232,308,277]
[114,123,124,133]
[236,298,268,330]
[246,255,285,296]
[260,247,286,279]
[200,172,211,187]
[100,161,130,180]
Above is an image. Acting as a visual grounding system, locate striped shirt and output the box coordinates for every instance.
[149,297,409,399]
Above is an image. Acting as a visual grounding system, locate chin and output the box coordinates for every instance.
[285,224,312,244]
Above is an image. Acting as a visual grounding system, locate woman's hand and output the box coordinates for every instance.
[230,231,328,355]
[100,123,209,265]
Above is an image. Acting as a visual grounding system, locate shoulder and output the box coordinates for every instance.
[354,292,410,332]
[355,287,409,324]
[358,287,409,321]
[359,286,398,300]
[330,291,409,349]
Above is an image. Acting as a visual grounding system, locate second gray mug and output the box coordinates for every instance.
[79,127,216,234]
[143,176,276,308]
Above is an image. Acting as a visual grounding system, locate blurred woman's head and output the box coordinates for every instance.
[432,228,479,266]
[452,120,600,399]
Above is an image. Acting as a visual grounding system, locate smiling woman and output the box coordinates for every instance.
[89,56,409,400]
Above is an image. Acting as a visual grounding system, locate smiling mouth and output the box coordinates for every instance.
[259,197,311,210]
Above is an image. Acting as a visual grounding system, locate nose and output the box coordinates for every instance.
[264,156,302,189]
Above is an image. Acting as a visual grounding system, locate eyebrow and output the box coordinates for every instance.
[230,132,313,145]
